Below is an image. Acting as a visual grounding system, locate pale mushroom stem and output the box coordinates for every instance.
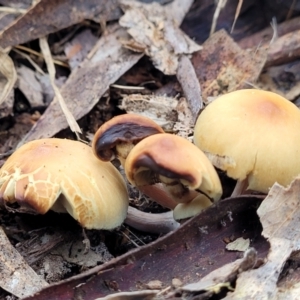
[125,206,180,234]
[231,178,248,197]
[137,183,178,209]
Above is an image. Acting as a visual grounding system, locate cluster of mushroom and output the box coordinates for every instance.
[1,89,299,233]
[92,114,222,220]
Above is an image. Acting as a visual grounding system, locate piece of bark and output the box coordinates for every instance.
[176,55,202,123]
[0,0,121,48]
[23,196,269,300]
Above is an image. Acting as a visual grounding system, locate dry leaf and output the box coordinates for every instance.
[192,29,267,101]
[226,237,250,252]
[22,196,268,300]
[276,282,300,300]
[0,48,17,107]
[225,178,300,300]
[17,65,44,108]
[0,226,48,298]
[0,0,120,48]
[0,87,13,118]
[64,29,98,70]
[181,248,257,295]
[119,0,201,75]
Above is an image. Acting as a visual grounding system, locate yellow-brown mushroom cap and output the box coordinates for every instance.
[194,89,300,193]
[125,133,222,202]
[0,138,128,229]
[92,114,164,163]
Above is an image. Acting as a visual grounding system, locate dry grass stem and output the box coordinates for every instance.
[39,37,82,134]
[230,0,243,33]
[0,7,27,14]
[210,0,228,36]
[13,48,45,75]
[14,45,68,67]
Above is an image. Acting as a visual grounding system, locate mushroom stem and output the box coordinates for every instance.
[125,206,180,234]
[137,183,178,209]
[231,178,248,197]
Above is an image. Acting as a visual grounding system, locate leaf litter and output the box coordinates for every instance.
[0,0,300,299]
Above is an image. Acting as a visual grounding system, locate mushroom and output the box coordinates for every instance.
[125,133,222,219]
[193,89,300,195]
[0,138,128,230]
[92,113,178,210]
[92,114,164,166]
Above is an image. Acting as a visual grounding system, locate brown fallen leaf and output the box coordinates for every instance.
[23,196,269,300]
[225,177,300,300]
[0,226,48,298]
[0,0,121,48]
[192,29,267,101]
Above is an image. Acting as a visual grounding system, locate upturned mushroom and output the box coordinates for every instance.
[0,138,128,230]
[92,114,179,210]
[125,133,223,219]
[194,89,300,195]
[92,114,164,166]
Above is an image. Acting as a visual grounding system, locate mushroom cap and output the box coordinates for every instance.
[194,89,300,193]
[173,194,212,220]
[0,138,128,229]
[92,114,164,163]
[125,133,222,202]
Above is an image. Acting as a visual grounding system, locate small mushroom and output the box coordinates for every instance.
[194,89,300,194]
[0,138,128,230]
[92,114,164,166]
[125,133,222,219]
